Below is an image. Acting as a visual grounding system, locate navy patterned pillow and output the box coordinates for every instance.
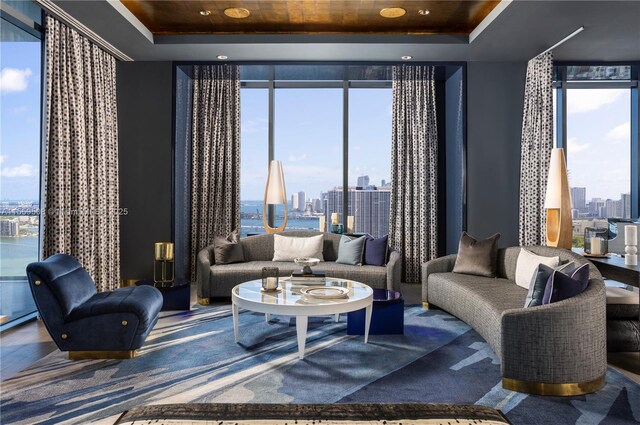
[542,263,590,305]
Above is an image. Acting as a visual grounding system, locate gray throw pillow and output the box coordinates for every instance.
[214,230,245,265]
[452,232,501,277]
[336,235,366,266]
[524,262,575,308]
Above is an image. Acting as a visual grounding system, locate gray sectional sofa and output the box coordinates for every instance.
[422,246,607,396]
[197,231,402,299]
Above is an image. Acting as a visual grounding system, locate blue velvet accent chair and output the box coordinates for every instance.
[26,254,163,360]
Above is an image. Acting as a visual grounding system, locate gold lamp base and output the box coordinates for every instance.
[502,375,605,396]
[68,350,136,360]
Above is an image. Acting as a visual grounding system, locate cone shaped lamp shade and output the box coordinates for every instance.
[545,148,573,249]
[263,160,288,233]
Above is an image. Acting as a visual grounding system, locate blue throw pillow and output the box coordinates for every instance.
[542,263,590,305]
[336,235,366,266]
[364,235,388,266]
[524,262,575,308]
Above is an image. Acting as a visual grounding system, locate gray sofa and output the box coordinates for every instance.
[197,231,402,299]
[422,246,607,396]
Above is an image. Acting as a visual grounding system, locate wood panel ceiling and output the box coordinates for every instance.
[119,1,501,35]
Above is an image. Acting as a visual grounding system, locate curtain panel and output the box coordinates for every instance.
[518,52,554,246]
[389,65,439,284]
[189,65,241,286]
[43,15,120,292]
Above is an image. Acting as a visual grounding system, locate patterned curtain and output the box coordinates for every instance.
[519,52,554,246]
[43,15,120,292]
[189,65,241,282]
[389,65,439,284]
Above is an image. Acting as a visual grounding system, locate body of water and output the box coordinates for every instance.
[1,236,39,277]
[240,200,320,237]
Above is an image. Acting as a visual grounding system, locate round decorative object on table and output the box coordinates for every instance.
[135,278,191,311]
[294,257,320,275]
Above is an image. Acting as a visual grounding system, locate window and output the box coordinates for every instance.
[0,15,42,326]
[555,65,639,248]
[238,65,394,238]
[348,88,393,237]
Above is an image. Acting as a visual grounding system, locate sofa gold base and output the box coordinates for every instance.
[68,350,136,360]
[422,302,430,309]
[502,375,605,396]
[198,297,210,305]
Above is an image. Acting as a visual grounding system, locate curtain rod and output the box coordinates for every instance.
[538,26,585,57]
[34,0,133,61]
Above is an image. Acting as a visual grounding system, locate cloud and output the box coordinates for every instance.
[0,155,6,165]
[0,67,33,94]
[288,153,307,162]
[567,137,590,154]
[605,122,630,143]
[567,89,624,114]
[241,118,267,135]
[0,163,34,177]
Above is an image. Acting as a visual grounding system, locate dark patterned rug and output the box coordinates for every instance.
[1,305,638,424]
[114,403,512,425]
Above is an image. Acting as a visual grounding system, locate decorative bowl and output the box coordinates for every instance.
[294,257,320,274]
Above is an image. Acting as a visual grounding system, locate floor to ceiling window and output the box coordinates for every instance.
[0,5,43,327]
[555,65,639,248]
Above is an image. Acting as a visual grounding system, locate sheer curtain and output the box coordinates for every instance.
[43,15,120,291]
[389,65,439,283]
[518,52,554,246]
[189,65,241,286]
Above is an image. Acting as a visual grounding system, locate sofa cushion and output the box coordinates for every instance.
[452,232,500,277]
[214,230,245,265]
[364,235,389,266]
[525,262,575,308]
[273,234,324,261]
[606,286,639,319]
[68,285,163,330]
[542,263,590,304]
[336,235,366,265]
[515,248,560,289]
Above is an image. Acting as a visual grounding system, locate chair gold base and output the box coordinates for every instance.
[502,375,605,396]
[197,297,210,305]
[68,350,136,360]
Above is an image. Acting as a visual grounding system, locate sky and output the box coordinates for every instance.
[240,87,392,201]
[0,38,42,202]
[565,88,631,201]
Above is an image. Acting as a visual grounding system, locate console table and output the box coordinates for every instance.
[573,248,639,288]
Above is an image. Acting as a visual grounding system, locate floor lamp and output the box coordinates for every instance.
[545,148,573,249]
[263,160,288,233]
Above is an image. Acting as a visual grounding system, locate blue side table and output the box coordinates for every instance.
[347,289,404,335]
[136,278,191,311]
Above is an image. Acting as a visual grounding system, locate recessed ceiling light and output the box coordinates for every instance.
[380,7,406,18]
[199,10,211,16]
[418,9,430,16]
[224,7,251,19]
[401,55,413,60]
[217,55,228,60]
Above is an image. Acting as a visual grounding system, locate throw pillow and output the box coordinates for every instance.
[452,232,501,277]
[363,234,389,266]
[542,263,590,304]
[514,249,560,290]
[273,234,324,262]
[336,235,366,266]
[524,262,575,308]
[214,230,245,265]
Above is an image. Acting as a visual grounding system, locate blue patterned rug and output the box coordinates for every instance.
[1,305,638,425]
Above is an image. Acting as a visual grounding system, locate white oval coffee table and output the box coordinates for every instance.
[231,278,373,359]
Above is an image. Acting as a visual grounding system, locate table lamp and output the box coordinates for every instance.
[544,148,573,249]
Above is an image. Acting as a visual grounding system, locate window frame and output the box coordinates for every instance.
[554,63,640,219]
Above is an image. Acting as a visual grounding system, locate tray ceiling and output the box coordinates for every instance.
[119,1,501,35]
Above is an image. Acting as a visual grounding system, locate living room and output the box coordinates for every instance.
[0,1,639,424]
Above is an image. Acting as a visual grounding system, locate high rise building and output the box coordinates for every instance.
[356,175,370,188]
[622,193,632,218]
[311,198,323,213]
[297,191,306,211]
[381,179,386,187]
[570,187,586,211]
[0,219,19,237]
[325,186,391,237]
[291,193,299,211]
[605,199,623,218]
[588,198,605,217]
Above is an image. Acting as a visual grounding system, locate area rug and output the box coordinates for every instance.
[1,305,638,425]
[114,403,512,425]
